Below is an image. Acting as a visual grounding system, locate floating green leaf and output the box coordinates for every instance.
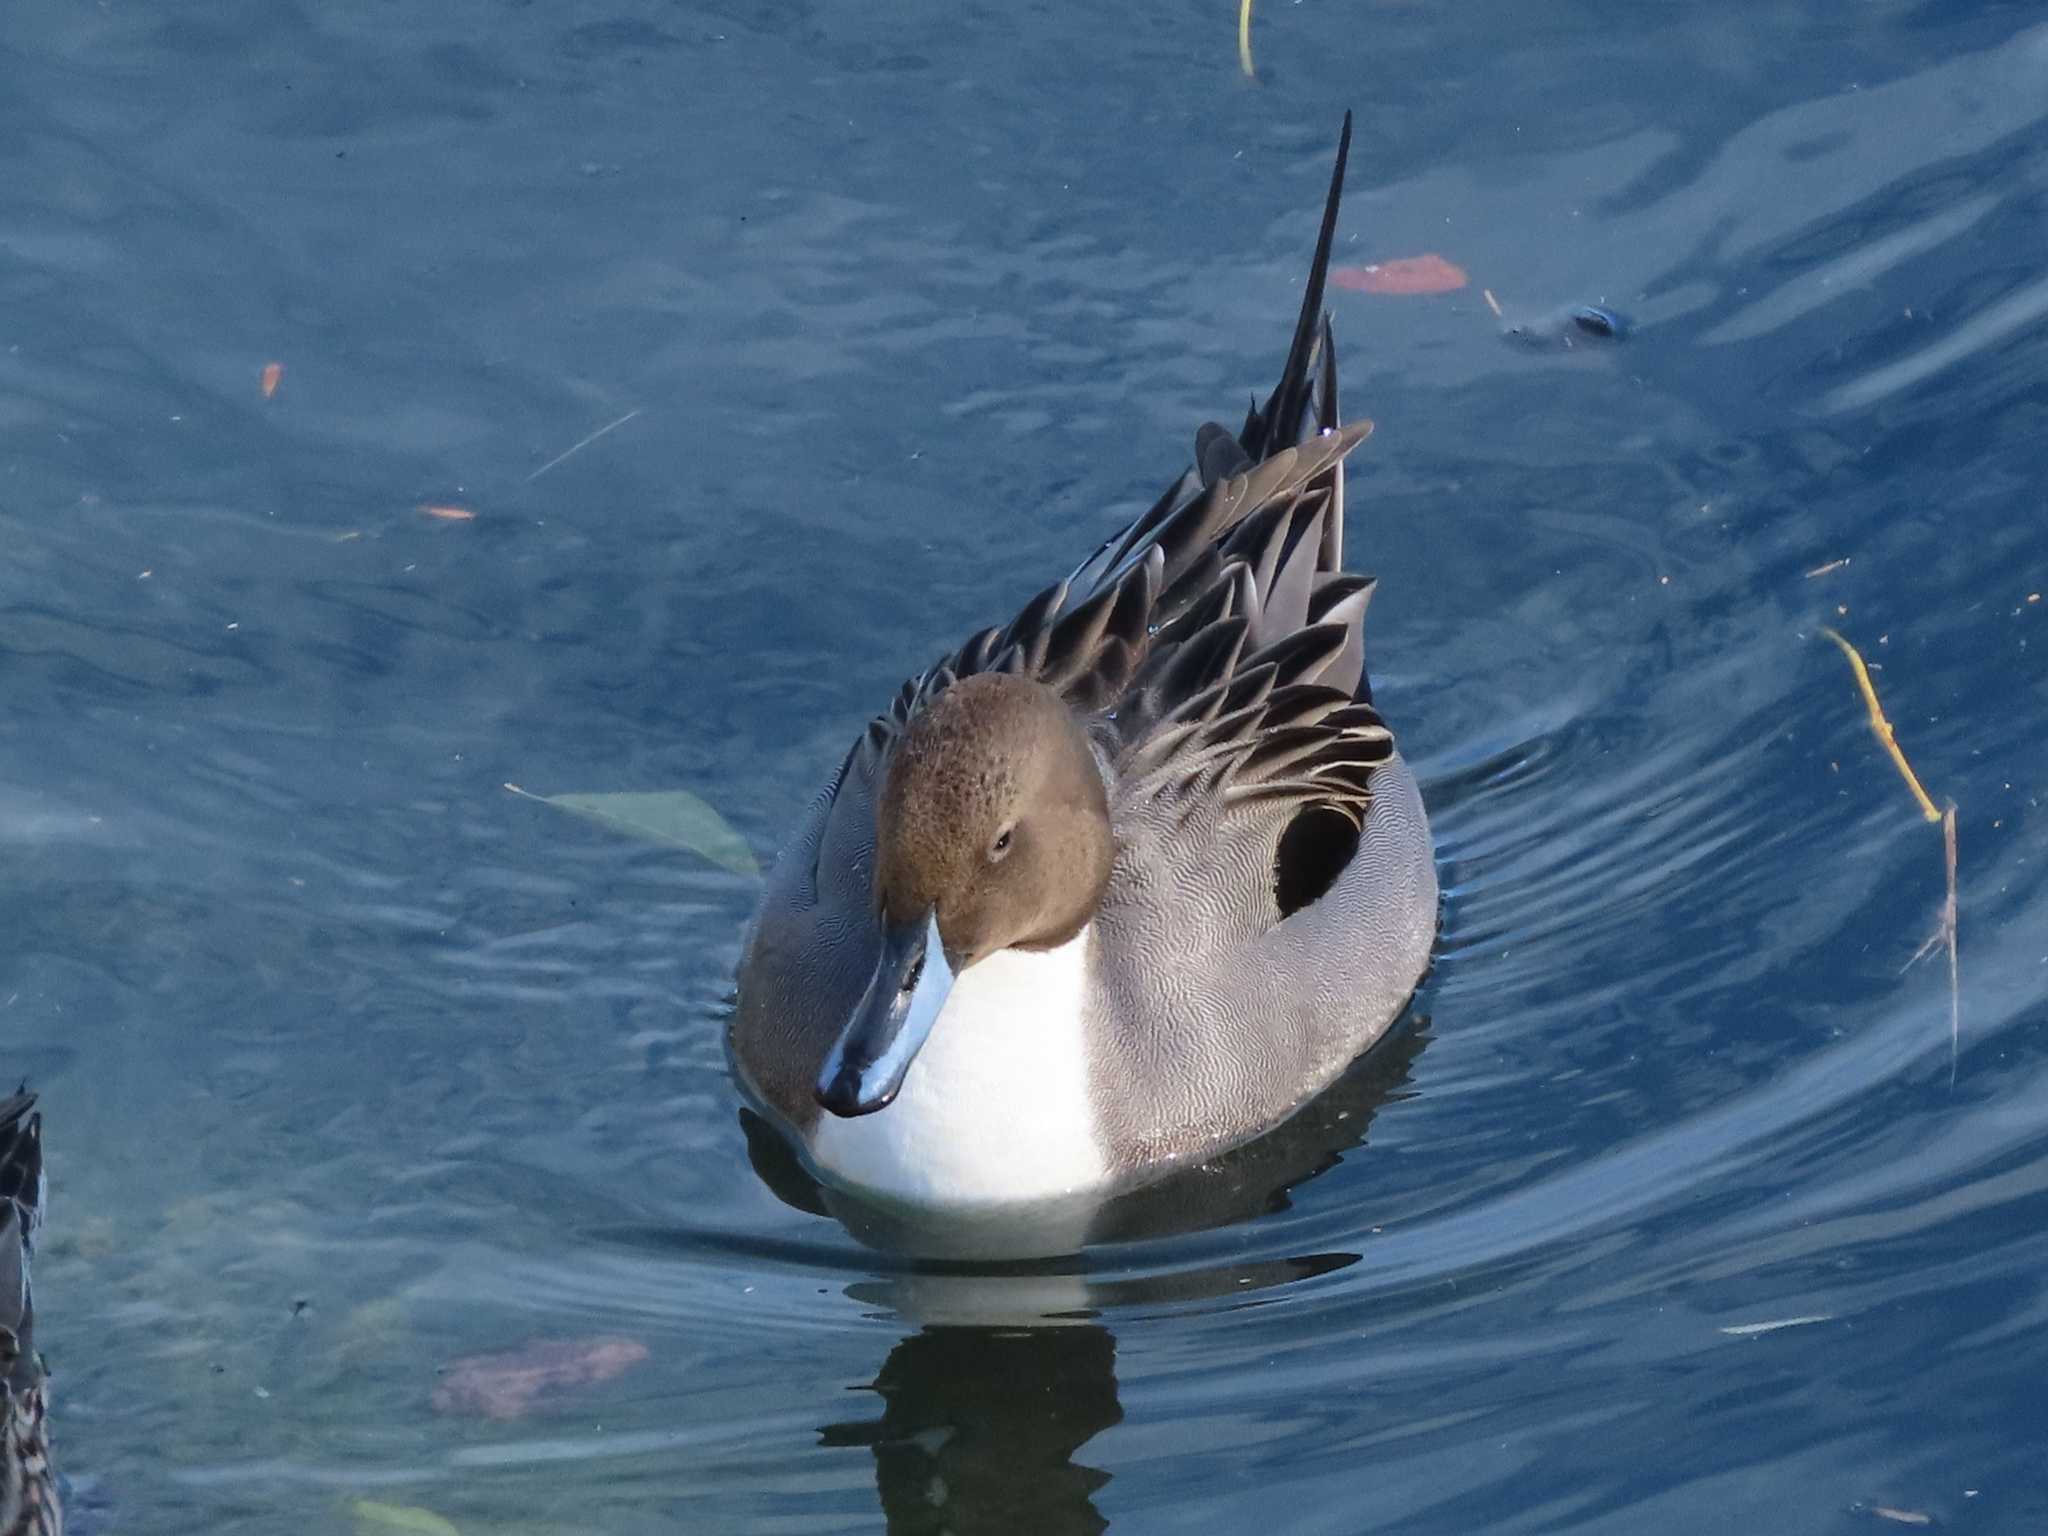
[508,784,759,877]
[353,1500,462,1536]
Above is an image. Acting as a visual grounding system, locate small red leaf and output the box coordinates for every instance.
[1331,255,1469,295]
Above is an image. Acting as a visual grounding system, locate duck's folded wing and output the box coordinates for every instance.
[1102,628,1396,958]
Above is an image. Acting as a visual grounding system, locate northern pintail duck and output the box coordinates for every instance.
[731,115,1437,1215]
[1,1090,59,1536]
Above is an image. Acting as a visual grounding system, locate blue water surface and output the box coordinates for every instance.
[5,1,2046,1531]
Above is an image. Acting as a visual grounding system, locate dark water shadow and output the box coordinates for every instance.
[820,1323,1122,1536]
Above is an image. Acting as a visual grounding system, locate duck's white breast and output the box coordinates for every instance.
[809,926,1107,1209]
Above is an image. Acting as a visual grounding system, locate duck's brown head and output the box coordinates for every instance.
[816,673,1112,1117]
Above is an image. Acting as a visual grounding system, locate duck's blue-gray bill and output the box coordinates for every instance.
[815,915,938,1117]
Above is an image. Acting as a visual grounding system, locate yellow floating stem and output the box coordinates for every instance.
[1238,0,1255,77]
[1821,627,1940,823]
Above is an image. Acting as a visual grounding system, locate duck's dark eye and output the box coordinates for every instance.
[989,826,1014,861]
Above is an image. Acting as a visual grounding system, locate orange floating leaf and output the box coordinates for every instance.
[420,504,476,521]
[260,362,284,399]
[1331,255,1469,295]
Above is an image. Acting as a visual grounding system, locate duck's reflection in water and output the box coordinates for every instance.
[776,1022,1429,1532]
[820,1323,1121,1536]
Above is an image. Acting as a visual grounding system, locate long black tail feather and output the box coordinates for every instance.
[1242,110,1353,461]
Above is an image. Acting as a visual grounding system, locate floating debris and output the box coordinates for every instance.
[526,407,642,484]
[1238,0,1255,77]
[1821,627,1939,823]
[1904,804,1961,1084]
[432,1334,648,1421]
[1718,1314,1833,1337]
[1821,627,1960,1081]
[260,362,284,399]
[1569,305,1629,339]
[508,782,760,876]
[1501,301,1633,349]
[1331,255,1469,295]
[420,504,476,521]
